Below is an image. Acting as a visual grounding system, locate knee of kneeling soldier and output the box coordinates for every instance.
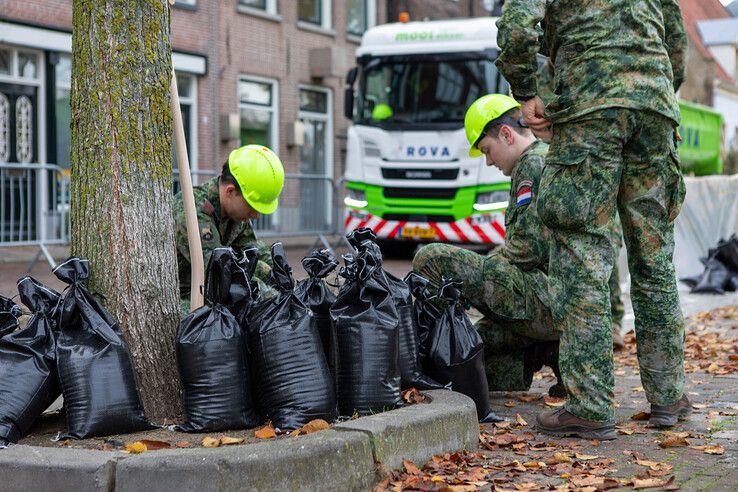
[412,243,450,276]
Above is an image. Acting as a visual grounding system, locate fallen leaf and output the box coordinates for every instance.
[522,461,545,469]
[219,436,245,445]
[658,436,689,448]
[125,441,147,454]
[254,423,277,439]
[553,452,572,464]
[174,441,191,448]
[403,459,422,475]
[504,400,517,408]
[402,388,427,404]
[689,444,725,455]
[543,396,566,408]
[201,436,221,448]
[290,429,302,437]
[692,403,708,409]
[574,453,600,461]
[631,411,651,421]
[139,439,171,450]
[515,414,528,427]
[518,394,543,403]
[300,419,330,434]
[632,475,675,490]
[635,459,662,469]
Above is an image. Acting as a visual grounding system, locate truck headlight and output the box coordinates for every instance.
[473,190,508,212]
[344,188,368,208]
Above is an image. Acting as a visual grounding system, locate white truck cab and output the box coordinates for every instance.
[343,18,511,251]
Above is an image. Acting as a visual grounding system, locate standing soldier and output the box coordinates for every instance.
[173,145,285,314]
[496,0,689,439]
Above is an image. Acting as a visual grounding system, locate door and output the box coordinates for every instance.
[0,82,39,242]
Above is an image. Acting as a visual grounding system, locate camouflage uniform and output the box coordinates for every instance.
[173,176,272,314]
[496,0,687,421]
[414,140,605,390]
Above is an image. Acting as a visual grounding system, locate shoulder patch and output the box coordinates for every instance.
[516,179,533,207]
[201,227,213,241]
[201,200,215,216]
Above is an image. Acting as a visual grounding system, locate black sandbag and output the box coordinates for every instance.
[246,242,336,430]
[347,229,443,390]
[0,278,61,446]
[715,234,738,273]
[230,246,261,326]
[176,248,259,432]
[425,278,502,423]
[294,249,339,377]
[53,257,151,439]
[405,272,443,375]
[330,246,403,416]
[691,257,731,294]
[0,296,21,339]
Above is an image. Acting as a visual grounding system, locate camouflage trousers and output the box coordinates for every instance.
[413,243,624,391]
[538,108,686,422]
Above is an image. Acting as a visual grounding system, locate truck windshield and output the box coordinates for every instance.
[356,53,506,130]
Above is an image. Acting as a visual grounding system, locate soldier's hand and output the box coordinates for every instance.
[521,96,552,135]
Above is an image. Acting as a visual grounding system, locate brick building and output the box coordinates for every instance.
[0,0,388,180]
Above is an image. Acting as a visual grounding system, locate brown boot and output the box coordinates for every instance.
[612,323,625,351]
[649,394,692,427]
[536,407,616,440]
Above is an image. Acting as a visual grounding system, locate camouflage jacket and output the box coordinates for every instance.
[500,139,550,272]
[495,0,686,124]
[173,176,272,297]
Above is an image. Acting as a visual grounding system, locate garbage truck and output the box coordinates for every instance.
[342,18,510,255]
[341,18,724,254]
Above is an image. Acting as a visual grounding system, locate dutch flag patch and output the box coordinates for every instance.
[516,180,533,207]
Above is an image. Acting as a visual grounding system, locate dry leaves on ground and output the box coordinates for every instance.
[402,388,427,405]
[202,435,246,448]
[290,419,331,437]
[690,444,725,455]
[254,422,277,439]
[122,439,172,453]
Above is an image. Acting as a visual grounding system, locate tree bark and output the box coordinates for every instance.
[71,0,183,420]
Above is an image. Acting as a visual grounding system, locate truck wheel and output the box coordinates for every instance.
[377,240,418,259]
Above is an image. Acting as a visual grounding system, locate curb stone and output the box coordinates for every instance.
[0,390,478,491]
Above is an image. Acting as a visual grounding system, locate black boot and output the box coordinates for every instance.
[542,341,567,398]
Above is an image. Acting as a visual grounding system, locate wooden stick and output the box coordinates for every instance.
[170,69,204,311]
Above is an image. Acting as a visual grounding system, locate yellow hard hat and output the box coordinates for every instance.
[228,145,285,215]
[372,103,394,121]
[464,94,521,157]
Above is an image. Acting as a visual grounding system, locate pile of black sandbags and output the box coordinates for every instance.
[681,235,738,294]
[0,257,152,445]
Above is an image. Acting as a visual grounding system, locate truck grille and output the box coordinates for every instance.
[383,214,455,223]
[383,187,457,200]
[381,168,459,180]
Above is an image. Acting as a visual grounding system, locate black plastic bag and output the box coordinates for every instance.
[176,248,259,432]
[0,278,61,446]
[53,257,151,439]
[246,243,336,430]
[294,249,339,378]
[715,234,738,273]
[690,257,731,294]
[425,278,502,423]
[330,246,403,416]
[347,230,443,390]
[230,246,261,326]
[0,296,21,339]
[405,272,445,377]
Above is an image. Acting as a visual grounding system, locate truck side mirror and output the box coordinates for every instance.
[344,67,358,120]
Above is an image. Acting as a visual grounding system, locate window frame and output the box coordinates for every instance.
[297,0,332,31]
[237,0,279,18]
[175,71,199,171]
[237,74,280,153]
[346,0,376,38]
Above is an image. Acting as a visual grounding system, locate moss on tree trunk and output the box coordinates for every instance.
[71,0,183,420]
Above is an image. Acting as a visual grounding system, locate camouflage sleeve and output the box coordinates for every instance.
[495,0,547,99]
[661,0,687,91]
[535,57,555,106]
[503,199,548,270]
[175,209,223,272]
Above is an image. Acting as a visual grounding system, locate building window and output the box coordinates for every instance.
[239,0,278,15]
[174,0,196,6]
[173,72,198,171]
[347,0,375,36]
[238,76,278,150]
[298,86,332,229]
[298,0,331,30]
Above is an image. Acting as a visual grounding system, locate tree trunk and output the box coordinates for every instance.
[70,0,183,420]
